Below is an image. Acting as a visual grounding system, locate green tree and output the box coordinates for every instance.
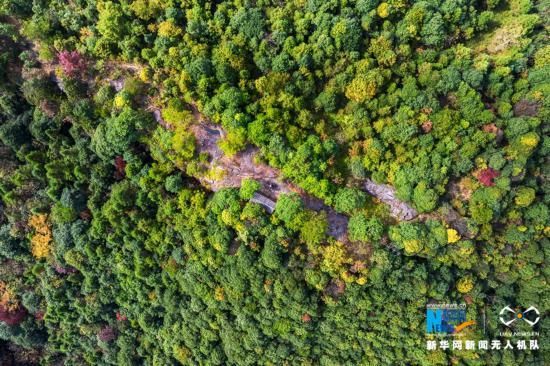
[239,178,261,200]
[412,182,438,213]
[300,212,328,247]
[348,214,384,242]
[334,187,366,214]
[274,193,305,231]
[92,108,152,160]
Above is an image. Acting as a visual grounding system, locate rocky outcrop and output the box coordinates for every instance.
[364,179,418,221]
[250,192,276,213]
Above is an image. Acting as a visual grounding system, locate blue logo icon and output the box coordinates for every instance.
[426,307,467,334]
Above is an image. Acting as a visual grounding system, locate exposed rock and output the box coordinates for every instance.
[39,99,58,117]
[440,204,473,239]
[250,192,276,213]
[109,78,124,92]
[150,106,183,131]
[449,178,474,201]
[364,179,418,220]
[152,100,414,243]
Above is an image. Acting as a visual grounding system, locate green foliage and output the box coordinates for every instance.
[165,174,184,193]
[239,178,260,200]
[0,225,23,259]
[21,76,59,106]
[0,1,548,365]
[274,193,305,231]
[348,214,384,242]
[230,8,265,46]
[514,186,535,207]
[0,111,32,151]
[92,108,152,160]
[412,181,438,213]
[300,211,328,247]
[470,187,503,224]
[334,188,366,214]
[161,99,192,126]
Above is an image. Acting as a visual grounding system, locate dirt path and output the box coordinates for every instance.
[152,105,421,242]
[152,92,464,242]
[148,105,349,240]
[38,53,418,242]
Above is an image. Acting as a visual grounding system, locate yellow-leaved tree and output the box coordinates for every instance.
[28,214,52,259]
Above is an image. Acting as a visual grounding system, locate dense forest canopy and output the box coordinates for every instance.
[0,0,548,364]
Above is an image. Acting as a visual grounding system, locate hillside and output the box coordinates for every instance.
[0,0,548,365]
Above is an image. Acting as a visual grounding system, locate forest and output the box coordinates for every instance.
[0,0,548,365]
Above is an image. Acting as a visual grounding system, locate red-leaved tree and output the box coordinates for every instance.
[58,50,87,77]
[116,311,127,322]
[0,305,27,326]
[477,168,500,186]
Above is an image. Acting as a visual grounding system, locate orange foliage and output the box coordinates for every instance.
[28,214,52,259]
[421,120,433,133]
[0,281,19,312]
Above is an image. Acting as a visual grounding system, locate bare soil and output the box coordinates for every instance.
[157,107,420,243]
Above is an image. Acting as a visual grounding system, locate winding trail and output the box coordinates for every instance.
[31,49,418,243]
[152,104,418,242]
[180,110,350,240]
[160,108,473,242]
[180,115,475,242]
[179,105,475,241]
[37,51,419,243]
